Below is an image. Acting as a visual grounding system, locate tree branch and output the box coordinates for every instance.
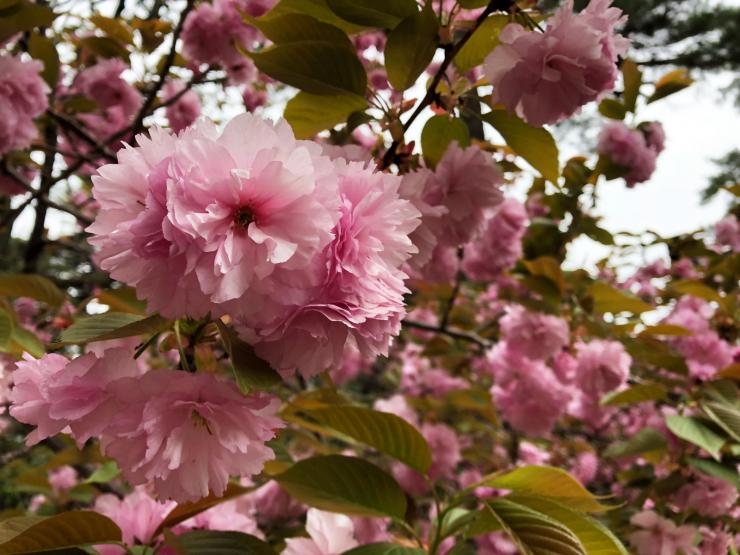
[403,319,492,349]
[380,0,512,169]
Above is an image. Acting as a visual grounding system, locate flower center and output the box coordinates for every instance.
[233,205,255,229]
[191,410,213,434]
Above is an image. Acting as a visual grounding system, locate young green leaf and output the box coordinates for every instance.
[455,15,508,72]
[166,530,276,555]
[216,320,282,391]
[509,495,628,555]
[298,405,432,473]
[481,466,613,512]
[483,110,559,183]
[384,4,438,91]
[274,455,407,518]
[485,498,586,555]
[249,41,367,96]
[285,91,367,138]
[58,312,172,344]
[586,282,653,315]
[0,273,65,307]
[665,415,725,461]
[0,511,121,554]
[325,0,417,29]
[421,115,470,167]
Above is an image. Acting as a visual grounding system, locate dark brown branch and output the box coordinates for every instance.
[47,110,117,162]
[380,0,512,169]
[403,319,492,349]
[127,0,195,139]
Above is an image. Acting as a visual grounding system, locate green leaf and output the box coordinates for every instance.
[155,482,252,536]
[648,69,693,103]
[90,14,134,44]
[421,115,470,167]
[621,60,642,112]
[598,99,626,120]
[638,324,692,337]
[702,401,740,443]
[83,461,120,484]
[601,384,668,406]
[481,466,612,512]
[521,256,566,294]
[0,274,65,307]
[483,110,559,182]
[246,12,353,49]
[95,287,146,315]
[0,0,55,43]
[579,217,615,245]
[0,309,12,348]
[216,320,281,391]
[263,0,366,33]
[665,415,725,461]
[384,3,438,91]
[298,405,432,473]
[275,455,407,518]
[7,326,44,358]
[285,91,367,138]
[459,0,489,7]
[687,458,740,489]
[510,496,628,555]
[603,427,667,459]
[58,312,172,344]
[79,36,130,61]
[248,41,367,96]
[485,498,586,555]
[0,511,121,554]
[28,33,59,87]
[343,544,426,555]
[325,0,417,29]
[464,508,504,538]
[586,282,653,315]
[668,280,724,305]
[455,15,507,72]
[168,530,276,555]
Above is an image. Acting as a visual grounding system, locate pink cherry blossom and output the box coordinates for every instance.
[399,169,448,271]
[0,54,50,155]
[182,0,260,83]
[674,475,739,518]
[101,370,283,502]
[72,59,142,120]
[88,115,341,321]
[163,80,201,134]
[483,0,628,126]
[574,339,631,397]
[715,215,740,252]
[252,481,305,522]
[48,465,78,494]
[94,488,175,547]
[423,143,504,247]
[246,159,420,378]
[699,528,733,555]
[499,305,569,361]
[463,198,528,281]
[640,121,666,154]
[180,499,262,537]
[629,511,699,555]
[571,451,599,486]
[598,121,657,187]
[485,343,571,436]
[283,509,358,555]
[9,348,141,446]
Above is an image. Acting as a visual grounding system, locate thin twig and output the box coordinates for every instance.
[127,0,195,139]
[403,319,491,349]
[380,0,513,169]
